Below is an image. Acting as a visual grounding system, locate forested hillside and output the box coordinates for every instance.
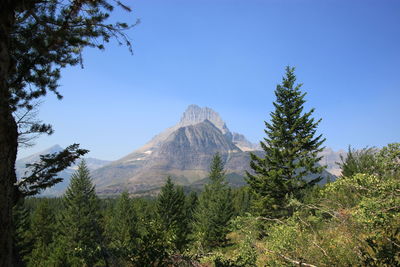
[14,143,400,266]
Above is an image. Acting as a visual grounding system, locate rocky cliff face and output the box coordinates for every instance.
[134,104,238,153]
[232,132,261,151]
[179,104,230,134]
[92,116,251,195]
[319,147,346,176]
[146,120,241,175]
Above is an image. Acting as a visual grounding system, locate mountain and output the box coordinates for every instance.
[92,105,337,195]
[16,145,110,196]
[319,147,346,176]
[16,105,344,197]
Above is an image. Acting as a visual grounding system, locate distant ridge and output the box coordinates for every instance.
[16,145,110,196]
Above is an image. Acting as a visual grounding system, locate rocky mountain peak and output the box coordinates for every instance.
[179,104,229,134]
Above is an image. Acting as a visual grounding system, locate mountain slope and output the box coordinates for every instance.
[92,119,250,194]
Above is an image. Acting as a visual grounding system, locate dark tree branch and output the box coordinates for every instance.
[16,143,88,198]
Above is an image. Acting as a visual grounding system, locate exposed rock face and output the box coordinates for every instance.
[92,118,250,194]
[135,104,233,153]
[232,132,260,151]
[157,120,239,162]
[319,147,346,176]
[179,104,230,134]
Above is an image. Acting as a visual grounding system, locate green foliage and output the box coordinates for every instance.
[17,144,88,198]
[2,1,134,264]
[133,219,172,266]
[15,143,399,266]
[185,191,198,223]
[157,177,189,252]
[200,214,258,267]
[339,143,400,179]
[104,193,172,266]
[247,66,325,218]
[338,146,378,177]
[104,191,138,265]
[375,143,400,177]
[232,186,252,216]
[26,199,56,266]
[51,160,105,266]
[195,153,234,250]
[13,200,33,265]
[258,143,400,266]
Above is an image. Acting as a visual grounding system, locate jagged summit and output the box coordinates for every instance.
[136,104,239,153]
[179,104,230,134]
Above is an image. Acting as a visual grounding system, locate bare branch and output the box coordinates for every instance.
[256,216,285,224]
[259,245,318,267]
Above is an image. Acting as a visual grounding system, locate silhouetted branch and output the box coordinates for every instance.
[16,144,88,198]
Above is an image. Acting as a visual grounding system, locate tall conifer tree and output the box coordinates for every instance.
[246,67,325,218]
[0,2,134,262]
[51,160,105,266]
[13,200,33,265]
[195,153,234,250]
[105,191,138,264]
[27,199,55,266]
[156,177,188,252]
[185,191,198,237]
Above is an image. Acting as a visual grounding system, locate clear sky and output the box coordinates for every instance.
[18,0,400,160]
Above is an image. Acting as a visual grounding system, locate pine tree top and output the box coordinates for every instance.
[247,66,326,217]
[209,153,226,183]
[64,160,96,201]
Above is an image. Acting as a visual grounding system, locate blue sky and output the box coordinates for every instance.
[18,0,400,160]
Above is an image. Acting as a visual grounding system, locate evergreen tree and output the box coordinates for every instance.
[134,219,171,266]
[338,146,377,177]
[195,153,234,250]
[105,191,138,264]
[156,177,188,252]
[13,200,33,265]
[0,1,134,263]
[27,199,55,266]
[246,66,325,218]
[185,191,199,233]
[232,186,252,216]
[51,160,105,266]
[133,197,171,265]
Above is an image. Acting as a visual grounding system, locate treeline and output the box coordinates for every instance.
[13,68,400,266]
[13,143,400,266]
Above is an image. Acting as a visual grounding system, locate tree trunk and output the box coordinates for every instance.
[0,2,17,266]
